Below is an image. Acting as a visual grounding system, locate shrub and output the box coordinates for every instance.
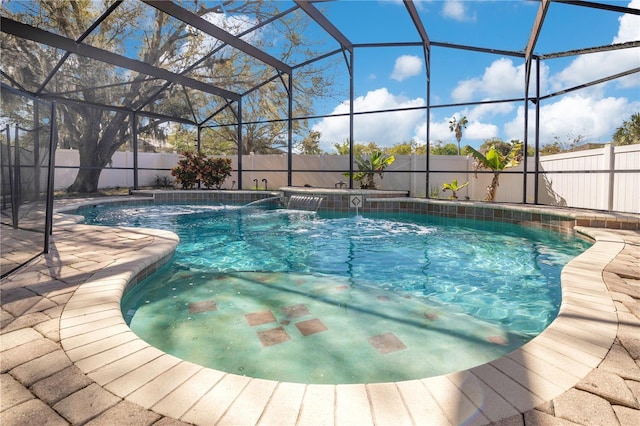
[200,157,232,189]
[171,151,203,189]
[171,151,232,190]
[154,175,173,188]
[343,151,395,189]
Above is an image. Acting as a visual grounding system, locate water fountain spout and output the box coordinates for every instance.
[242,196,283,209]
[253,179,258,190]
[262,178,268,191]
[287,195,325,212]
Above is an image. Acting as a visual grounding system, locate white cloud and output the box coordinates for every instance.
[414,115,499,146]
[504,94,640,144]
[203,11,259,37]
[184,11,260,61]
[551,0,640,92]
[312,88,426,151]
[447,0,639,148]
[465,121,499,140]
[390,55,423,81]
[315,1,639,152]
[452,58,549,103]
[442,0,475,22]
[616,0,640,43]
[467,102,516,122]
[551,50,640,93]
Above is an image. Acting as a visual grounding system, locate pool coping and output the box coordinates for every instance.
[55,196,626,425]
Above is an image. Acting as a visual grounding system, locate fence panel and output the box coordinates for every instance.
[53,145,639,213]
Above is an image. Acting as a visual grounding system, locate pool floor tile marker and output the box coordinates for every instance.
[295,318,328,336]
[281,303,311,319]
[257,326,290,347]
[368,333,407,354]
[188,300,217,314]
[244,310,276,326]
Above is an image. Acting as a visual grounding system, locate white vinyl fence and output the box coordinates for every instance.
[538,144,639,213]
[54,143,639,213]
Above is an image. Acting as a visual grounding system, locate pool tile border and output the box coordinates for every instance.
[52,194,631,424]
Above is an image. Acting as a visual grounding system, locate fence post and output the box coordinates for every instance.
[410,153,416,197]
[604,143,615,211]
[12,125,20,228]
[44,101,57,253]
[132,112,139,190]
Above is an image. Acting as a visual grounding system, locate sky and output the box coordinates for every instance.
[2,0,638,153]
[301,0,640,152]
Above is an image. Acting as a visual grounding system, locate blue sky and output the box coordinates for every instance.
[3,0,637,153]
[300,0,640,152]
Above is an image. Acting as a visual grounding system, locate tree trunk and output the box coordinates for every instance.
[366,173,376,189]
[486,173,500,201]
[67,167,104,193]
[65,108,129,193]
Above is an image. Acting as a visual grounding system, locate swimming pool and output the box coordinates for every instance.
[78,202,590,384]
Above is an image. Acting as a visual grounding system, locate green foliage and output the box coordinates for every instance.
[343,151,395,189]
[539,141,564,156]
[384,142,412,155]
[441,179,469,199]
[333,140,381,156]
[3,1,336,192]
[478,138,533,157]
[171,151,202,190]
[199,157,233,190]
[170,152,232,190]
[467,143,522,172]
[414,144,428,155]
[296,130,324,154]
[465,141,522,201]
[154,175,173,188]
[613,113,640,146]
[430,141,460,156]
[384,140,427,155]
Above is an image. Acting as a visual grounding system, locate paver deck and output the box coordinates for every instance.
[1,198,639,425]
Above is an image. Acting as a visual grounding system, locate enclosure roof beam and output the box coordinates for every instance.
[34,91,198,125]
[142,0,292,74]
[538,66,640,101]
[538,40,640,59]
[294,1,353,52]
[524,0,550,94]
[429,41,525,58]
[403,0,430,50]
[525,0,550,63]
[0,17,240,102]
[552,0,640,15]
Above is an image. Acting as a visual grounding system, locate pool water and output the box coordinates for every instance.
[79,203,590,384]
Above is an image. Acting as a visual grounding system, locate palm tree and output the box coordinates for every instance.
[613,113,640,146]
[449,116,469,155]
[465,142,522,201]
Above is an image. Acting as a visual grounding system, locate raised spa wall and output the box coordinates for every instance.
[130,188,640,234]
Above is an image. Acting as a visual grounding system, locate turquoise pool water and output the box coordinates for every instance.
[79,203,590,384]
